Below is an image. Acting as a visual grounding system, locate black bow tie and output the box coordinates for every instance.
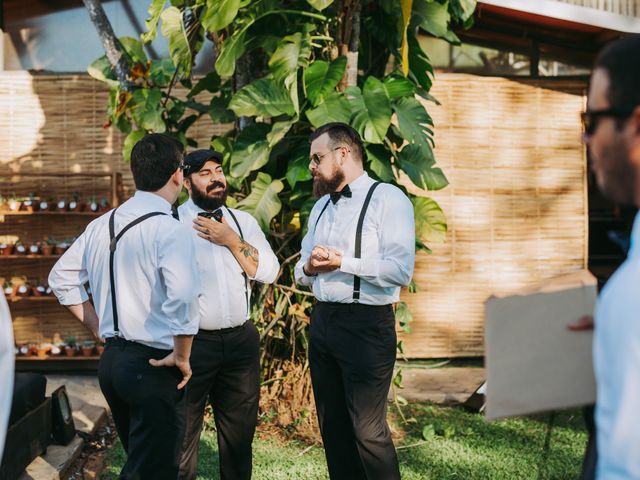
[330,185,352,204]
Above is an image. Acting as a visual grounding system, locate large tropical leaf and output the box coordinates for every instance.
[399,0,413,76]
[188,71,221,98]
[202,0,241,32]
[305,91,351,128]
[304,56,347,107]
[119,37,148,63]
[383,75,415,101]
[149,58,176,87]
[122,129,146,163]
[215,29,247,77]
[268,30,312,113]
[408,31,433,91]
[267,118,296,147]
[141,0,165,44]
[236,173,284,231]
[413,0,451,38]
[130,88,166,133]
[365,145,395,182]
[285,142,313,188]
[87,56,118,87]
[229,123,271,178]
[450,0,477,22]
[397,144,448,191]
[393,96,433,154]
[346,77,391,144]
[412,196,447,244]
[229,78,295,117]
[161,7,194,76]
[307,0,334,11]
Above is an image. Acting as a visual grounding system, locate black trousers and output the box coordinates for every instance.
[98,338,187,480]
[309,302,401,480]
[179,321,260,480]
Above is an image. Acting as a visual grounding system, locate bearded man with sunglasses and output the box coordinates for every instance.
[176,149,279,480]
[580,35,640,479]
[295,123,415,479]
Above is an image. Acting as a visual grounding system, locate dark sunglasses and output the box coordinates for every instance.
[309,146,349,167]
[581,108,636,136]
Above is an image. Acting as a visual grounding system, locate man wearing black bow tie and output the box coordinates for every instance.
[176,150,279,480]
[295,123,415,480]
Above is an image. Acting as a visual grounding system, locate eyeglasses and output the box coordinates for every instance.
[177,162,186,172]
[309,147,348,167]
[581,108,636,136]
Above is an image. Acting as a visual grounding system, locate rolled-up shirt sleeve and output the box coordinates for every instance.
[158,224,201,336]
[48,234,90,305]
[339,190,415,288]
[246,216,280,284]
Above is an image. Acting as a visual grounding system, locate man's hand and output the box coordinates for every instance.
[193,216,239,247]
[567,315,594,331]
[149,352,192,390]
[305,245,343,275]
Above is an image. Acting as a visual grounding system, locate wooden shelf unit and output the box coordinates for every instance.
[2,172,122,370]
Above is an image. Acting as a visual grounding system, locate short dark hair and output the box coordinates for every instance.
[594,35,640,111]
[130,133,184,191]
[309,122,364,164]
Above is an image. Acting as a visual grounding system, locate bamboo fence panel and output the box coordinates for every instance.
[398,74,588,357]
[555,0,640,16]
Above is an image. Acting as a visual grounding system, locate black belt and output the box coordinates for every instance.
[316,301,391,310]
[104,336,171,355]
[197,322,246,336]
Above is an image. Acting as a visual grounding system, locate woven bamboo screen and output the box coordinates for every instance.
[398,74,588,357]
[555,0,640,16]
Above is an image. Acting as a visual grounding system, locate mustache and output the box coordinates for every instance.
[206,181,226,193]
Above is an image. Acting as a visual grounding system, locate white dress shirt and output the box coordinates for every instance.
[294,172,415,305]
[49,191,201,350]
[594,211,640,480]
[0,294,14,461]
[178,199,279,330]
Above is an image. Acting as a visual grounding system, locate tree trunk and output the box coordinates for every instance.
[336,0,361,90]
[83,0,131,90]
[234,52,255,131]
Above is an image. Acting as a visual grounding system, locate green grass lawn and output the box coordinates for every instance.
[102,403,588,479]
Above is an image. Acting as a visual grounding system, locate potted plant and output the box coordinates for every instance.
[0,195,7,211]
[55,239,72,255]
[81,340,95,357]
[50,333,64,356]
[36,343,50,359]
[56,196,68,212]
[3,281,13,297]
[41,237,56,256]
[99,198,111,212]
[33,279,47,297]
[21,193,37,213]
[8,196,21,212]
[18,344,29,356]
[28,242,40,255]
[95,340,105,356]
[88,196,99,213]
[38,196,50,212]
[0,241,15,256]
[64,336,77,357]
[14,240,27,255]
[69,192,83,212]
[15,281,31,297]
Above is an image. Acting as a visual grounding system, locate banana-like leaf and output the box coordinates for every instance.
[305,91,351,128]
[267,118,296,147]
[236,172,284,231]
[215,30,247,77]
[307,0,334,11]
[229,77,295,117]
[141,0,165,44]
[411,195,447,244]
[161,7,193,76]
[268,31,312,113]
[230,123,271,178]
[393,96,434,154]
[346,77,391,144]
[304,56,347,107]
[397,144,448,191]
[399,0,413,76]
[130,88,166,133]
[202,0,241,32]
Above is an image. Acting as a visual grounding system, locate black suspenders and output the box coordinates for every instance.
[109,208,166,336]
[174,206,250,316]
[312,182,382,302]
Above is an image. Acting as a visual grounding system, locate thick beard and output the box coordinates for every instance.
[190,179,228,211]
[592,139,637,206]
[313,165,345,198]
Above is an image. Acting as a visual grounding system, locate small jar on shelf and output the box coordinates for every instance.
[0,242,15,256]
[14,240,27,255]
[41,237,56,256]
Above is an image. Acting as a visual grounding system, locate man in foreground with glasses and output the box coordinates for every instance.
[295,122,415,479]
[49,133,201,479]
[582,35,640,478]
[176,149,279,480]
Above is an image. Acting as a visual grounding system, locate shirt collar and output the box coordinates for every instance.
[348,172,372,193]
[133,190,173,214]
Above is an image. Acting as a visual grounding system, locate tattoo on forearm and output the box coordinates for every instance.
[239,240,259,262]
